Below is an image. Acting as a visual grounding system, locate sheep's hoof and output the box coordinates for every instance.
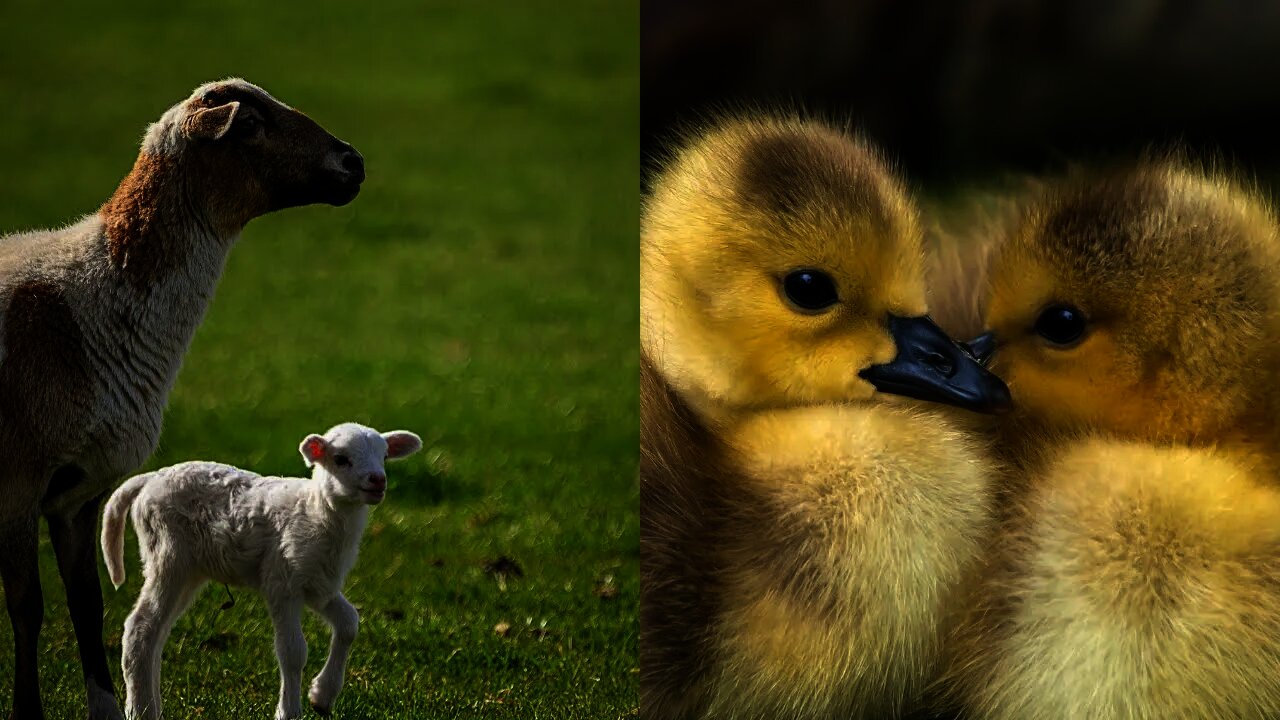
[85,681,125,720]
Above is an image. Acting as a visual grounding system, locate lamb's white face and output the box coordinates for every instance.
[300,423,423,505]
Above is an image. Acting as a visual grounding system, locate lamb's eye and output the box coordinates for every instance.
[782,269,839,312]
[334,454,351,467]
[1035,304,1088,347]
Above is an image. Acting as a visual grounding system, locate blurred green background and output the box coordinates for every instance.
[0,0,638,717]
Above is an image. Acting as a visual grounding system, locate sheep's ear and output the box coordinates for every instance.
[383,431,422,460]
[183,101,240,141]
[299,434,328,467]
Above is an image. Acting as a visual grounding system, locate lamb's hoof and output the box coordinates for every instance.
[308,686,333,716]
[308,682,336,716]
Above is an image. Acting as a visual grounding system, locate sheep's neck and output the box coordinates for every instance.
[101,152,244,289]
[84,152,246,453]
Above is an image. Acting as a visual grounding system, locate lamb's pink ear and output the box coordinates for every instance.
[183,101,240,141]
[299,434,328,467]
[383,431,422,460]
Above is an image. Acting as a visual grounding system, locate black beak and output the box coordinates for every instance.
[858,315,1012,414]
[961,332,997,367]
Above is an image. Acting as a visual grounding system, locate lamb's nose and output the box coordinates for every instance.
[367,472,387,490]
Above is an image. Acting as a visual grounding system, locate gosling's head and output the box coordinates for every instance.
[984,161,1280,442]
[642,116,1009,421]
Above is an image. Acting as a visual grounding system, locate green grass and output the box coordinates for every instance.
[0,1,638,717]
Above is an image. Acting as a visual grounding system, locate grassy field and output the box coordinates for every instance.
[0,1,638,717]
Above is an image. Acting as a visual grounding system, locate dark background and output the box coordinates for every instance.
[643,0,1280,187]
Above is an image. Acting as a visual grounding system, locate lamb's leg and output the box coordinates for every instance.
[0,511,44,720]
[48,492,123,720]
[268,599,307,720]
[121,568,202,720]
[306,593,359,715]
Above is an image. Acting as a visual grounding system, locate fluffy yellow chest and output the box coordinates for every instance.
[726,403,991,501]
[951,438,1280,720]
[701,403,996,719]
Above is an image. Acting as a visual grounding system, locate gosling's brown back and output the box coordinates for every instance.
[640,353,729,719]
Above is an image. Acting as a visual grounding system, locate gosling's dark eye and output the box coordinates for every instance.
[782,269,839,312]
[334,454,351,467]
[1035,304,1088,346]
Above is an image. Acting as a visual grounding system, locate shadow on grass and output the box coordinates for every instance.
[388,464,482,507]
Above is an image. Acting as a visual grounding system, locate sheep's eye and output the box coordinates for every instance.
[781,269,839,312]
[237,114,262,136]
[334,454,351,467]
[1035,304,1088,347]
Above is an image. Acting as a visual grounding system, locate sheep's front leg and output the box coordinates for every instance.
[0,511,44,720]
[269,599,308,720]
[307,593,359,714]
[48,492,124,720]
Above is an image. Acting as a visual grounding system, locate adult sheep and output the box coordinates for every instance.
[0,78,364,720]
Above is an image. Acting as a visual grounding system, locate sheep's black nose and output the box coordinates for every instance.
[367,472,386,490]
[341,149,365,181]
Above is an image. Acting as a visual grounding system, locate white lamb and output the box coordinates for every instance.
[100,422,422,720]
